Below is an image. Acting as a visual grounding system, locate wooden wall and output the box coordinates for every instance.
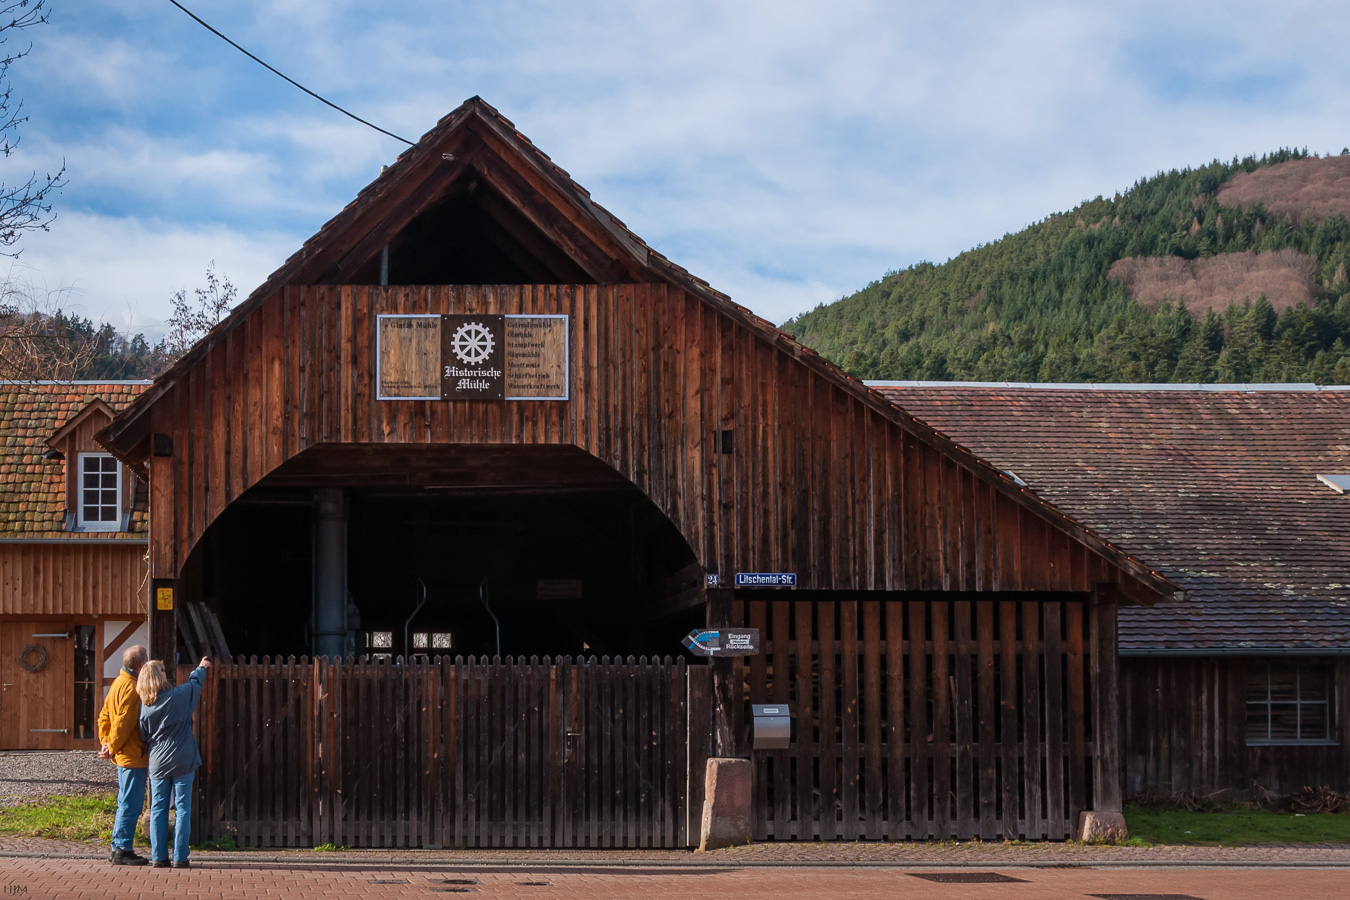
[145,283,1155,600]
[0,542,147,616]
[1122,656,1350,795]
[736,595,1107,841]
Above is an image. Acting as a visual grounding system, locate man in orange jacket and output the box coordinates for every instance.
[96,644,149,866]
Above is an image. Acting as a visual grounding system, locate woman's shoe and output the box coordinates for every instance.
[151,860,170,868]
[172,861,191,869]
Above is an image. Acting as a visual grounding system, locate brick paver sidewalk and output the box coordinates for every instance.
[5,835,1350,868]
[1,857,1348,899]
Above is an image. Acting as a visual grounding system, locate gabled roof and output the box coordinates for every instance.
[1,382,150,540]
[99,99,1179,598]
[46,397,116,448]
[870,382,1350,653]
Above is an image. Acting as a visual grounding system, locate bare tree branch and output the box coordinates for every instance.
[0,1,64,254]
[159,261,237,360]
[0,275,98,382]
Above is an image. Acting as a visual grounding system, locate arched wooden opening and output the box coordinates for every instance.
[180,443,699,659]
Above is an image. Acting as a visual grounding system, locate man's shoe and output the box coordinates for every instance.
[151,859,170,869]
[111,848,150,866]
[172,861,190,869]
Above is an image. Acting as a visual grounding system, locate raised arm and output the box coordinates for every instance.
[184,657,211,711]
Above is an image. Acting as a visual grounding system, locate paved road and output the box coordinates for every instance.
[1,859,1347,899]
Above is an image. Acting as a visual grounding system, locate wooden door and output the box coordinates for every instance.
[0,621,72,750]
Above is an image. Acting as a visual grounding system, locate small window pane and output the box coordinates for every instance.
[83,473,99,489]
[1269,704,1301,740]
[1301,703,1329,740]
[413,632,428,649]
[1269,670,1299,703]
[1246,703,1270,741]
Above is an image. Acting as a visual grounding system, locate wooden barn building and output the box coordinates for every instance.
[97,98,1178,848]
[872,382,1350,797]
[0,381,151,750]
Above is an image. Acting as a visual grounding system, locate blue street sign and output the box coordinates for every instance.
[734,572,797,587]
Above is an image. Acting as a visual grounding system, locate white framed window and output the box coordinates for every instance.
[77,453,121,531]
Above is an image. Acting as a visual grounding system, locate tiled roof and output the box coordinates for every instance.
[870,384,1350,654]
[0,382,150,540]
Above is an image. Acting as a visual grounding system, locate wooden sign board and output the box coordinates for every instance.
[442,315,504,400]
[377,314,569,401]
[506,315,568,400]
[377,315,442,399]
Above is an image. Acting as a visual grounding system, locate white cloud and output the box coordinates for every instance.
[11,0,1350,330]
[11,211,298,340]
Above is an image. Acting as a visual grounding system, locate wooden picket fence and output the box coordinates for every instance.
[734,596,1106,841]
[192,655,707,848]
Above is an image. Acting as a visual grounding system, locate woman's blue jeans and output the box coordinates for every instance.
[148,771,194,863]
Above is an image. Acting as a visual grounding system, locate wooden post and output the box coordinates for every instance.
[1091,584,1122,811]
[148,420,177,666]
[706,587,738,758]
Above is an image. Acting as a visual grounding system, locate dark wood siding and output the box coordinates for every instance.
[148,283,1155,599]
[1122,656,1350,795]
[191,655,694,848]
[739,595,1103,841]
[0,543,147,616]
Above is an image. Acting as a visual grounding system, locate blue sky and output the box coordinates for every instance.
[8,0,1350,339]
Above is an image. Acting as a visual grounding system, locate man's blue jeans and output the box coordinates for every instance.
[148,771,194,864]
[112,765,147,851]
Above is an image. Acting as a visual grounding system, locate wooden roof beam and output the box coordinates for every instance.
[314,144,486,285]
[471,186,594,283]
[470,139,649,283]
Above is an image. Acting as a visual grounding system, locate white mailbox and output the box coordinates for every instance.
[751,704,791,750]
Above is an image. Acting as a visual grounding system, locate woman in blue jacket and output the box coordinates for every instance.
[137,656,210,868]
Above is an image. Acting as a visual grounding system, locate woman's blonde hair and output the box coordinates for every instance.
[136,660,170,706]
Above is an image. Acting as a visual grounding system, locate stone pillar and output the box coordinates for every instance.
[698,757,751,851]
[312,488,348,658]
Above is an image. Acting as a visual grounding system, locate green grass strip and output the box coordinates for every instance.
[0,795,120,842]
[1125,806,1350,846]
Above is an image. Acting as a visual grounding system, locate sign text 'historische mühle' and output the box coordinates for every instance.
[376,314,569,401]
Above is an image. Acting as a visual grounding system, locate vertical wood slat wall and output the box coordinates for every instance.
[149,283,1147,599]
[0,543,146,616]
[740,596,1098,841]
[193,655,692,849]
[1121,657,1350,796]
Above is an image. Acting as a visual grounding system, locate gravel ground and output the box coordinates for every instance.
[0,750,117,808]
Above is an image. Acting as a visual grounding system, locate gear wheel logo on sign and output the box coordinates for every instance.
[450,321,496,365]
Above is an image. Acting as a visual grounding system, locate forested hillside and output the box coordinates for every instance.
[784,150,1350,383]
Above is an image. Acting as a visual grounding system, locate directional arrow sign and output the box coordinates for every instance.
[682,627,761,657]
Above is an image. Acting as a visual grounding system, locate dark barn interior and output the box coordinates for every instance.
[183,444,702,661]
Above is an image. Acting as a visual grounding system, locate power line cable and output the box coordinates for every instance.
[165,0,415,146]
